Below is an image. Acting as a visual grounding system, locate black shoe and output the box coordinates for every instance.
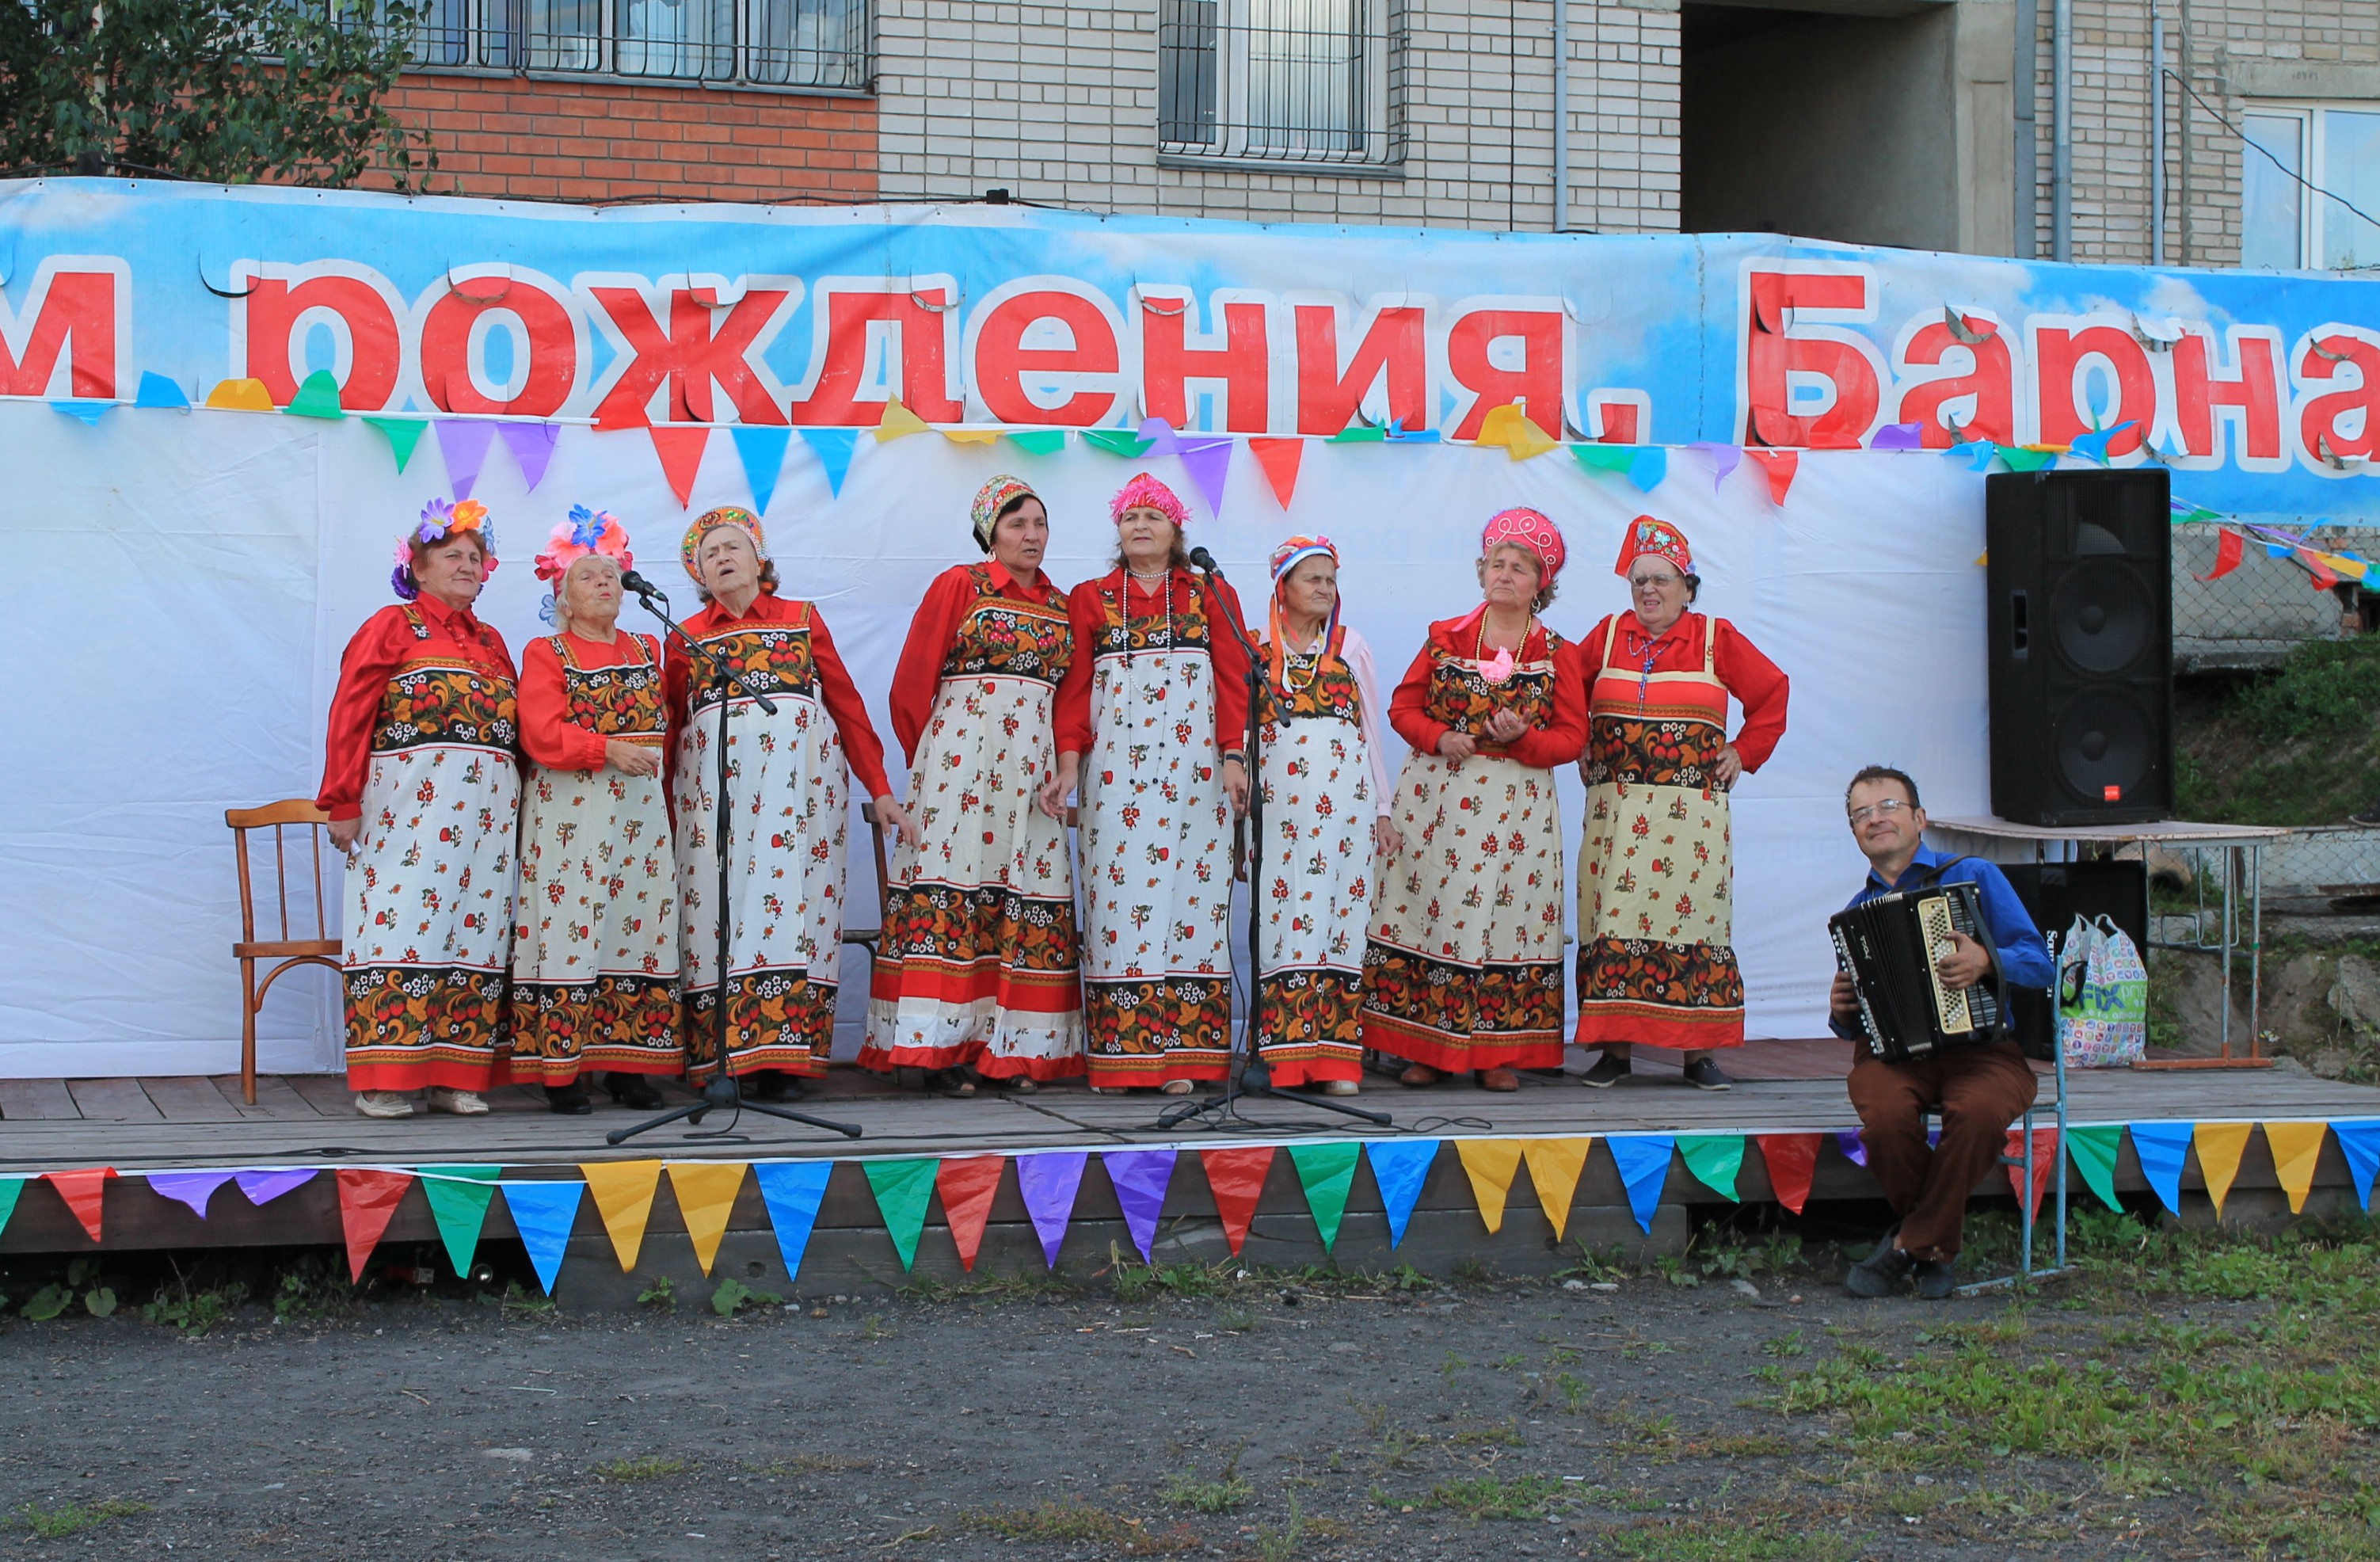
[1683,1058,1733,1091]
[1845,1240,1916,1298]
[2352,806,2380,828]
[603,1072,664,1111]
[543,1081,594,1115]
[746,1070,802,1103]
[1579,1053,1631,1089]
[1914,1258,1959,1300]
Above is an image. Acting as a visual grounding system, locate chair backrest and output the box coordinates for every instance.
[226,801,334,947]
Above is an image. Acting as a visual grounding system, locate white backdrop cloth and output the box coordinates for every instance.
[0,400,1993,1075]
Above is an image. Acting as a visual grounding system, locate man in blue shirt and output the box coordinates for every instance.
[1831,765,2051,1300]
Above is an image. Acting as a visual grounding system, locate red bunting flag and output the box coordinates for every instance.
[1198,1147,1276,1257]
[1745,448,1799,505]
[649,425,712,508]
[1753,1135,1820,1216]
[2296,547,2340,590]
[2005,1129,2058,1217]
[935,1155,1007,1272]
[42,1168,117,1243]
[2197,528,2245,581]
[1247,438,1305,508]
[336,1168,415,1282]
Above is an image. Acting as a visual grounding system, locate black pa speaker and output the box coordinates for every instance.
[1986,469,2173,825]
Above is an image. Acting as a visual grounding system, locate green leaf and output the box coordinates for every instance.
[83,1287,116,1319]
[22,1286,68,1321]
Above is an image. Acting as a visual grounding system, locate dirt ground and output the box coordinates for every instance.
[3,1213,2374,1562]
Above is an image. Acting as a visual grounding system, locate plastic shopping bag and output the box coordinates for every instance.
[2058,913,2148,1067]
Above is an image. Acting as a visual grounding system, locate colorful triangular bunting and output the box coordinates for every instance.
[2128,1122,2194,1217]
[2066,1124,2124,1210]
[43,1168,116,1243]
[1326,422,1385,444]
[1176,436,1233,516]
[335,1168,413,1282]
[799,428,859,497]
[752,1161,834,1286]
[498,421,560,491]
[1287,1142,1361,1254]
[2005,1129,2058,1216]
[1606,1136,1674,1235]
[2262,1122,2328,1215]
[1017,1151,1088,1269]
[730,425,791,515]
[1519,1138,1591,1242]
[1198,1147,1275,1258]
[135,371,189,410]
[936,1156,1007,1272]
[1570,443,1633,474]
[1363,1140,1438,1249]
[2192,1122,2253,1218]
[1754,1135,1820,1215]
[1686,440,1741,491]
[204,377,276,411]
[236,1168,318,1206]
[1628,446,1667,492]
[649,425,711,509]
[503,1181,584,1296]
[1476,402,1559,459]
[147,1171,234,1219]
[285,369,346,420]
[51,400,110,425]
[874,398,931,442]
[667,1161,749,1278]
[1454,1140,1524,1235]
[1834,1128,1868,1168]
[1746,448,1798,505]
[1247,437,1304,508]
[1006,429,1068,455]
[363,417,428,473]
[1676,1135,1745,1202]
[862,1158,939,1271]
[1081,428,1156,457]
[0,1178,21,1239]
[435,418,497,499]
[2334,1120,2380,1211]
[581,1160,664,1271]
[1102,1148,1178,1263]
[420,1165,501,1277]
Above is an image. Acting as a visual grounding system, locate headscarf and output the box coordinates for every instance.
[535,505,634,627]
[1613,515,1694,579]
[391,497,497,601]
[1266,535,1342,696]
[680,505,767,585]
[970,474,1039,554]
[1110,472,1191,528]
[1481,506,1567,582]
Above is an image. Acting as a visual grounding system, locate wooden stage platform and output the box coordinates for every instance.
[4,1042,2374,1303]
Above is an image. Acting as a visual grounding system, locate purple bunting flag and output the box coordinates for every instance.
[1135,416,1183,457]
[1176,437,1234,516]
[1102,1148,1179,1262]
[1015,1151,1088,1269]
[435,419,497,499]
[1869,422,1925,451]
[236,1168,319,1206]
[1686,440,1741,491]
[497,421,560,492]
[147,1171,234,1218]
[1834,1128,1868,1168]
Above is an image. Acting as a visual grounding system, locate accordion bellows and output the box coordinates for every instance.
[1830,882,2006,1061]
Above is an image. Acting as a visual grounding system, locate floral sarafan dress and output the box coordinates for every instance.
[1360,614,1586,1073]
[317,596,521,1092]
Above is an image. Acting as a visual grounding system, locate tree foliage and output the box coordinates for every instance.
[0,0,437,189]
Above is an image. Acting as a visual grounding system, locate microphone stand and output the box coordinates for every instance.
[1158,556,1389,1133]
[607,577,862,1146]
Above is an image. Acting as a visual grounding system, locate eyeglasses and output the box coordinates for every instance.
[1847,798,1910,825]
[1628,573,1683,590]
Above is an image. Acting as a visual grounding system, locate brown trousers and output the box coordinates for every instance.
[1845,1040,2039,1259]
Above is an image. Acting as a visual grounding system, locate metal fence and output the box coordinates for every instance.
[1158,0,1404,166]
[2172,521,2374,672]
[408,0,868,88]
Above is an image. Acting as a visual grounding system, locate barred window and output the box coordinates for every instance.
[2238,103,2380,271]
[1159,0,1402,165]
[409,0,868,88]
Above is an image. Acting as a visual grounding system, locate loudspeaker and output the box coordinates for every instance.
[1998,859,2150,959]
[1986,469,2173,825]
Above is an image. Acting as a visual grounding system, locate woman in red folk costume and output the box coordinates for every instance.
[1051,473,1252,1095]
[507,508,683,1115]
[1573,517,1789,1092]
[1361,509,1588,1092]
[667,507,913,1099]
[1251,537,1398,1096]
[862,475,1084,1096]
[318,499,519,1120]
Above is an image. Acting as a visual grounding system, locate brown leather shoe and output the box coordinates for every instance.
[1477,1066,1521,1091]
[1397,1063,1441,1088]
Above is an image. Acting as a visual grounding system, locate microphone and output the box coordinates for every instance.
[1187,546,1219,573]
[619,568,668,604]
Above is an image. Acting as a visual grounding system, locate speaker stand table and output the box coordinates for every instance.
[1926,816,2290,1069]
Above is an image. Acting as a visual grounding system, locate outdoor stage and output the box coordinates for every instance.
[4,1042,2374,1308]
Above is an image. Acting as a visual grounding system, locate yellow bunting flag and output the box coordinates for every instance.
[874,398,931,442]
[1476,402,1560,460]
[941,428,1003,444]
[1455,1139,1525,1235]
[1519,1138,1594,1243]
[2262,1122,2329,1214]
[2193,1122,2254,1218]
[579,1160,664,1272]
[204,377,276,411]
[665,1161,749,1276]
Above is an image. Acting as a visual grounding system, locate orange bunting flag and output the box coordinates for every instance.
[1454,1140,1525,1235]
[1198,1147,1277,1257]
[2261,1122,2328,1214]
[874,397,931,442]
[935,1155,1007,1272]
[1518,1139,1593,1243]
[2192,1122,2254,1217]
[203,377,276,411]
[334,1168,413,1282]
[649,425,711,508]
[1247,438,1305,507]
[581,1160,664,1272]
[1476,403,1560,459]
[42,1168,118,1244]
[664,1161,748,1276]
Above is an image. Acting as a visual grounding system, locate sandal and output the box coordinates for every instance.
[998,1076,1039,1095]
[1159,1079,1195,1096]
[927,1068,977,1099]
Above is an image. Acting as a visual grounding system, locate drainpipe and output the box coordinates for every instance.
[2150,6,2167,265]
[2052,0,2073,261]
[1552,0,1571,231]
[2016,0,2039,257]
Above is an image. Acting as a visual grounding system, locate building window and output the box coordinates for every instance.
[2238,103,2380,270]
[1159,0,1403,165]
[409,0,869,89]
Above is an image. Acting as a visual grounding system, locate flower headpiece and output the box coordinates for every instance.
[536,505,634,583]
[680,506,768,585]
[1481,506,1566,581]
[1613,515,1693,580]
[390,497,497,601]
[1266,535,1343,697]
[971,474,1040,553]
[1110,472,1190,528]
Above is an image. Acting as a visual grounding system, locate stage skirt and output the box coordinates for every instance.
[1254,708,1375,1086]
[1573,717,1745,1050]
[343,743,519,1091]
[1360,751,1567,1072]
[674,688,851,1080]
[505,759,684,1084]
[1079,646,1236,1086]
[863,674,1083,1080]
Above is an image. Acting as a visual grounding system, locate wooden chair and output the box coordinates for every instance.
[225,801,343,1104]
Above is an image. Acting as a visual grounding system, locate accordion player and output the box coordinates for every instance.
[1829,880,2008,1061]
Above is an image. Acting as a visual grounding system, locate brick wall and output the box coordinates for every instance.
[383,74,878,204]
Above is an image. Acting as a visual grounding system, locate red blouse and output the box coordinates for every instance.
[1575,611,1791,772]
[519,631,664,771]
[1386,615,1588,771]
[886,559,1069,764]
[1053,567,1254,757]
[661,589,893,800]
[315,596,518,822]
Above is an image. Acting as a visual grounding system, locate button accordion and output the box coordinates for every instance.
[1829,881,2006,1061]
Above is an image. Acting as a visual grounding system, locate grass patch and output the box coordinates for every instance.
[1418,1473,1569,1520]
[1609,1515,1852,1561]
[20,1499,150,1537]
[1158,1448,1249,1513]
[2176,639,2380,825]
[964,1500,1196,1553]
[592,1456,687,1481]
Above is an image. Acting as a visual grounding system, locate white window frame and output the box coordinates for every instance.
[2237,99,2380,271]
[1158,0,1401,168]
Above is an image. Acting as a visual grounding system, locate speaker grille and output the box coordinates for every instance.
[2052,691,2154,804]
[2050,561,2154,674]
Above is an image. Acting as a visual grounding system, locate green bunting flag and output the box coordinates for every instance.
[1287,1142,1362,1254]
[364,417,429,472]
[1677,1135,1746,1202]
[285,370,347,420]
[2066,1124,2124,1210]
[0,1176,21,1238]
[1080,429,1154,457]
[1998,446,2058,473]
[1570,444,1636,475]
[420,1166,502,1276]
[863,1158,939,1271]
[1006,429,1068,455]
[1326,423,1386,444]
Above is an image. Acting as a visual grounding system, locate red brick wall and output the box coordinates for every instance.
[383,73,875,204]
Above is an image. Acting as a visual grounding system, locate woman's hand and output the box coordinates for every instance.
[1437,731,1478,764]
[1711,743,1743,789]
[1038,755,1080,821]
[1372,816,1403,858]
[1483,709,1528,745]
[604,739,662,778]
[328,817,361,857]
[874,795,916,849]
[1222,755,1251,819]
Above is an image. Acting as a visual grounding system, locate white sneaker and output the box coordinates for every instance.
[1319,1079,1361,1097]
[355,1090,414,1119]
[426,1087,489,1115]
